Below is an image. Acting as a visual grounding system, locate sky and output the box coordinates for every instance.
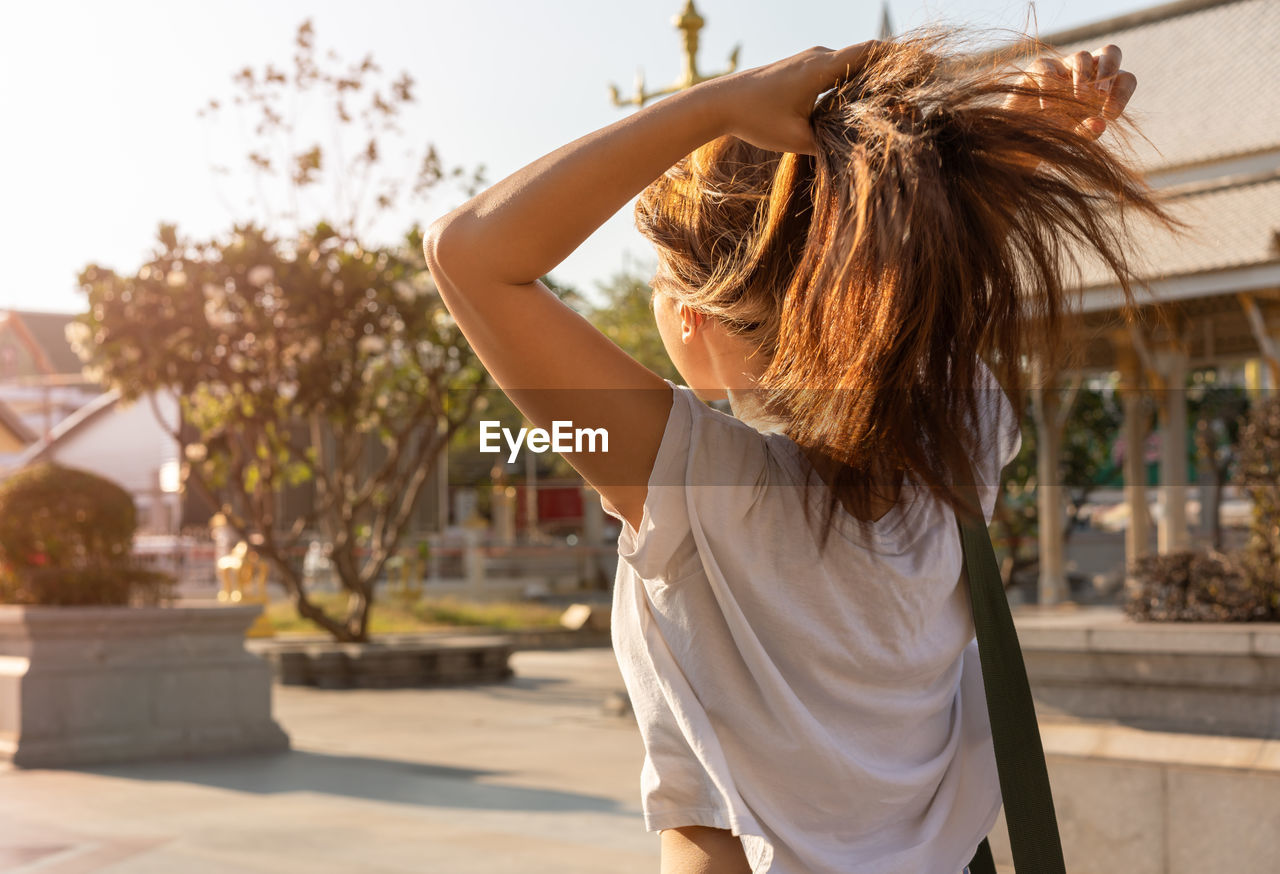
[0,0,1158,314]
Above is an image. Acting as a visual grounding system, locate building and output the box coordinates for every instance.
[1030,0,1280,602]
[0,308,447,544]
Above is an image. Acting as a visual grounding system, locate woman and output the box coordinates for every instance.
[425,29,1169,874]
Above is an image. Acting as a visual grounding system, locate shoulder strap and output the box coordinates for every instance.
[955,453,1067,874]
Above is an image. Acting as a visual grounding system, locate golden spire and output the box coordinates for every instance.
[878,2,895,41]
[609,0,741,108]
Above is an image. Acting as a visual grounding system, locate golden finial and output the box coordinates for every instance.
[608,0,741,109]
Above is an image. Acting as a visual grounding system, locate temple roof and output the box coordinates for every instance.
[1048,0,1279,173]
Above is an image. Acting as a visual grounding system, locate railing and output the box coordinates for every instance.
[136,532,620,600]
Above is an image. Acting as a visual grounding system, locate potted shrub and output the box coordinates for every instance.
[0,463,289,768]
[1124,392,1280,622]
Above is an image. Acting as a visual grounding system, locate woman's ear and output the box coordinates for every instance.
[677,302,704,344]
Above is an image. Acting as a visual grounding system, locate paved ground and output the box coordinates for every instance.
[0,649,658,874]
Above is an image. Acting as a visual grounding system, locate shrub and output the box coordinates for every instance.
[1235,393,1280,615]
[0,463,173,606]
[1124,550,1275,622]
[1126,394,1280,622]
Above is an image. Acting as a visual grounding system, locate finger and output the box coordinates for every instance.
[1003,57,1067,115]
[1094,44,1122,95]
[1074,117,1107,139]
[1101,69,1137,119]
[1065,50,1097,101]
[827,40,878,82]
[1028,56,1070,113]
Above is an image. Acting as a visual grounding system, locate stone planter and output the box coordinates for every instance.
[990,608,1280,874]
[0,604,290,769]
[248,634,515,689]
[1018,608,1280,737]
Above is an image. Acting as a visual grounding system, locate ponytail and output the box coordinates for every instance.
[636,27,1181,547]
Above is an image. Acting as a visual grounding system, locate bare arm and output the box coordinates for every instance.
[424,44,876,528]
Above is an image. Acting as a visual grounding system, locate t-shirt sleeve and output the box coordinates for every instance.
[600,380,770,584]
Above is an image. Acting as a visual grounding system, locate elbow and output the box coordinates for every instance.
[423,215,482,310]
[423,213,474,276]
[422,216,450,272]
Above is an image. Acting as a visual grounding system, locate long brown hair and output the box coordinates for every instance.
[634,27,1180,547]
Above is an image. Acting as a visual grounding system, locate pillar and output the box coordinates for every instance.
[463,527,485,599]
[1111,340,1153,583]
[1156,345,1190,553]
[1032,379,1067,606]
[581,483,606,589]
[436,429,449,531]
[1120,381,1151,569]
[492,484,516,545]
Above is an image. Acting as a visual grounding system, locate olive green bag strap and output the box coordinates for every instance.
[956,453,1067,874]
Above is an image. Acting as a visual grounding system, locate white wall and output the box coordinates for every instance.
[42,391,182,532]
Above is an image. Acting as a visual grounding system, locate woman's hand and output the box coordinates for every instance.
[710,42,881,156]
[1004,44,1137,139]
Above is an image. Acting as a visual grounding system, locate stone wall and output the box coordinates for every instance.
[984,608,1280,873]
[0,604,289,769]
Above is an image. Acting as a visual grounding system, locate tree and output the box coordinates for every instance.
[1059,383,1123,538]
[588,268,681,382]
[75,222,485,641]
[1188,372,1249,549]
[198,19,485,241]
[1233,392,1280,616]
[992,380,1125,592]
[67,20,494,642]
[991,400,1038,588]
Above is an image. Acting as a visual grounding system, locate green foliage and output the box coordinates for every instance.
[1234,392,1280,615]
[991,399,1038,584]
[0,464,171,606]
[588,269,681,382]
[1188,373,1250,547]
[1124,550,1271,621]
[76,220,478,488]
[1060,385,1123,515]
[265,592,563,634]
[991,383,1124,588]
[1125,385,1278,622]
[73,222,486,635]
[67,19,489,642]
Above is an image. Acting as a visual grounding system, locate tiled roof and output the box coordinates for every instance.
[4,310,84,374]
[1074,171,1280,288]
[1049,0,1280,171]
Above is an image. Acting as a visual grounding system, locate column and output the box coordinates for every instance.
[492,483,516,546]
[580,483,606,589]
[1032,379,1067,606]
[1156,345,1190,553]
[1120,381,1151,569]
[1112,342,1153,582]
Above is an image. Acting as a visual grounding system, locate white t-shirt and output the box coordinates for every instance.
[602,360,1021,873]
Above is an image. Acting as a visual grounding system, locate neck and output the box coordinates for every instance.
[726,386,787,433]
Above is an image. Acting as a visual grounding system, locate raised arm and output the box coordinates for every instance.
[424,43,876,528]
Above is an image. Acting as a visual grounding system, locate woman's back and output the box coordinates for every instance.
[604,360,1021,873]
